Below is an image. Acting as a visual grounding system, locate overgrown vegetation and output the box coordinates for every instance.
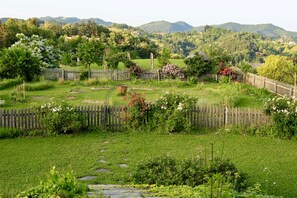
[17,167,88,198]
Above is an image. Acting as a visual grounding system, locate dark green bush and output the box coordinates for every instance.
[0,128,27,139]
[132,156,248,191]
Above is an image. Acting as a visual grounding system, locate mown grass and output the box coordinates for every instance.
[60,59,186,71]
[0,79,271,109]
[0,131,296,197]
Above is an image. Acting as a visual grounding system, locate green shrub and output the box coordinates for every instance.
[152,92,198,133]
[132,156,248,191]
[0,128,27,139]
[17,167,88,198]
[264,97,297,138]
[40,101,85,135]
[0,77,23,90]
[219,76,230,84]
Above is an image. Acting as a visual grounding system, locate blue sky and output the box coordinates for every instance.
[1,0,297,31]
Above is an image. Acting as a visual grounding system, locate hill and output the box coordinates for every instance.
[138,21,193,33]
[140,21,297,41]
[38,16,113,26]
[194,22,297,41]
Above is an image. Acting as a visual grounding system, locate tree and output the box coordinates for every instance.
[257,55,296,84]
[12,33,60,68]
[76,38,105,76]
[184,52,210,77]
[158,47,171,67]
[0,46,41,81]
[105,47,127,70]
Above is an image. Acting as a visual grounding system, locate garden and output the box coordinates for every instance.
[1,24,297,197]
[1,75,297,197]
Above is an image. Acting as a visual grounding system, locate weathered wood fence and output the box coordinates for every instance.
[245,73,297,98]
[42,68,131,81]
[0,106,271,131]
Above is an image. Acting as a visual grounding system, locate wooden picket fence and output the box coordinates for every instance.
[245,73,297,99]
[0,106,271,131]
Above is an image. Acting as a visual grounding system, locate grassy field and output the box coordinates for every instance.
[0,79,271,109]
[60,59,186,71]
[0,131,296,197]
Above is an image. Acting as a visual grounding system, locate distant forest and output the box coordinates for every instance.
[0,17,297,64]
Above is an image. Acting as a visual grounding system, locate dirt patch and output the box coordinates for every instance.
[81,100,105,104]
[31,96,47,100]
[70,90,86,94]
[90,87,110,90]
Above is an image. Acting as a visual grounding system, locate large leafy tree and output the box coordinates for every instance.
[12,33,60,68]
[76,38,105,75]
[0,46,41,81]
[257,55,296,84]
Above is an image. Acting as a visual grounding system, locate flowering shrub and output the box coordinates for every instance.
[152,93,197,133]
[123,92,150,129]
[218,62,236,79]
[264,97,297,138]
[161,64,185,79]
[40,101,84,134]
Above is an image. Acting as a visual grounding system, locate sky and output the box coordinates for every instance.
[1,0,297,31]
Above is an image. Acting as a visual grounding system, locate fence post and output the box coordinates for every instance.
[157,70,161,81]
[62,69,65,80]
[224,107,228,126]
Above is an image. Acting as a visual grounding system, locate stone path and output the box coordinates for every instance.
[87,184,144,198]
[78,141,145,197]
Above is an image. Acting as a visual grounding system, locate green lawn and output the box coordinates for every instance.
[0,80,271,109]
[60,59,186,71]
[0,131,296,197]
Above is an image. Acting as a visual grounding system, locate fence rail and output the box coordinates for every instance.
[245,73,297,98]
[0,106,271,131]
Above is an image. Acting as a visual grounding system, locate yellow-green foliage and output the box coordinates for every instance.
[257,55,295,84]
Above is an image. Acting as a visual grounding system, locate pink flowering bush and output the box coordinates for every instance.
[264,97,297,138]
[123,92,150,129]
[161,64,185,79]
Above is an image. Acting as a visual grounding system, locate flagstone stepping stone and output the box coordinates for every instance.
[78,176,97,181]
[103,141,109,144]
[96,168,111,173]
[88,184,143,198]
[100,149,107,152]
[118,164,128,168]
[98,159,107,163]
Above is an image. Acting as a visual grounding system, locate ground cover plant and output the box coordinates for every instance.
[0,132,296,197]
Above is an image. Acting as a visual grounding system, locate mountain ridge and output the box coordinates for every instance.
[1,17,297,41]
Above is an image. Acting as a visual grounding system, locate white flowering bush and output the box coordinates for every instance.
[264,97,297,138]
[40,101,84,134]
[161,64,185,79]
[152,93,197,133]
[0,99,5,106]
